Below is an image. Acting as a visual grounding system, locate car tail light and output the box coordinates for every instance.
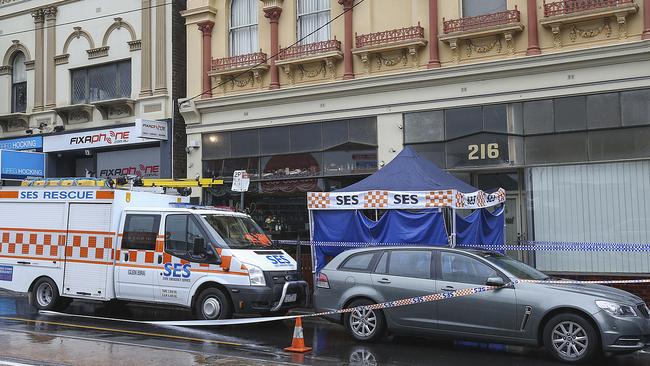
[316,272,330,289]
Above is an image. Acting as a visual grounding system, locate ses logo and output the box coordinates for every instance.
[162,262,191,281]
[266,255,292,267]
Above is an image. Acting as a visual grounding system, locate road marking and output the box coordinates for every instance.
[0,315,242,347]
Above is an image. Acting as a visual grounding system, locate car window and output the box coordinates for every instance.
[441,252,497,285]
[340,252,376,272]
[165,214,205,254]
[122,214,160,250]
[374,251,388,274]
[388,250,432,279]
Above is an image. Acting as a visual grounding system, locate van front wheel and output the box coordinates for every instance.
[30,277,61,311]
[194,288,232,320]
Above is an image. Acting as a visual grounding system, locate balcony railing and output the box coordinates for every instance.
[443,8,521,33]
[211,51,267,71]
[355,23,425,49]
[543,0,634,17]
[278,39,341,60]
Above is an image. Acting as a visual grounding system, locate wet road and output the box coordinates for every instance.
[1,290,649,366]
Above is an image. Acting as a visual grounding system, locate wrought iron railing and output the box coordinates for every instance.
[443,7,521,33]
[543,0,634,17]
[278,39,341,60]
[211,51,267,71]
[355,23,425,48]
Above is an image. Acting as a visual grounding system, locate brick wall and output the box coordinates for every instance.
[171,0,187,179]
[559,274,650,305]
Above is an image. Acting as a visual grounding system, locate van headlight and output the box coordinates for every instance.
[596,300,637,317]
[244,263,266,286]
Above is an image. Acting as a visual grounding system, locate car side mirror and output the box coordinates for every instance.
[192,237,206,256]
[486,277,506,287]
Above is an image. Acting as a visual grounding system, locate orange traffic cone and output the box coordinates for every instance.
[284,316,312,353]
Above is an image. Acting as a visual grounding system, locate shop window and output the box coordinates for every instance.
[446,134,510,168]
[510,103,525,135]
[404,110,445,143]
[523,100,554,135]
[525,132,587,165]
[231,129,259,157]
[462,0,507,17]
[445,106,482,140]
[621,89,650,127]
[202,132,231,159]
[122,214,161,251]
[483,104,508,134]
[261,152,321,180]
[477,172,519,191]
[230,0,259,56]
[349,118,377,145]
[588,127,650,161]
[11,52,27,113]
[291,123,322,152]
[587,92,620,130]
[202,157,259,179]
[323,120,349,149]
[297,0,330,44]
[554,96,587,132]
[409,143,446,168]
[260,126,291,155]
[323,147,377,176]
[71,60,131,104]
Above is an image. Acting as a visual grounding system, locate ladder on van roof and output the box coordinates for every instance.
[21,177,224,188]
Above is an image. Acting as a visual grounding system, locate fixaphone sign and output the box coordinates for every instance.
[135,119,168,140]
[43,126,149,152]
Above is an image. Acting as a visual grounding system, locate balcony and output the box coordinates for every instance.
[352,24,427,74]
[540,0,639,47]
[276,39,343,84]
[439,8,524,63]
[209,52,269,93]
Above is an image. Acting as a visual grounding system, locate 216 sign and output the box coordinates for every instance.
[468,143,500,160]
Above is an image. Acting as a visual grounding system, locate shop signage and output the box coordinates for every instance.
[0,150,46,180]
[446,134,510,168]
[43,126,148,152]
[232,170,250,192]
[135,119,168,141]
[96,147,161,179]
[0,136,43,151]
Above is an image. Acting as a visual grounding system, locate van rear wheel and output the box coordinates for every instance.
[194,288,232,320]
[30,277,61,311]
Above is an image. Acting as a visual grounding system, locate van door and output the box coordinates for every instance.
[115,213,161,301]
[63,203,112,299]
[156,213,215,305]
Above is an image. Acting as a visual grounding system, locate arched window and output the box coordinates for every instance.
[11,52,27,113]
[297,0,330,44]
[462,0,506,17]
[230,0,259,56]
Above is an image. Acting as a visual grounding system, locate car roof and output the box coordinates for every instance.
[338,245,495,256]
[124,207,249,217]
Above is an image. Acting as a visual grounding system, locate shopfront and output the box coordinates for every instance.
[404,87,650,275]
[0,136,45,186]
[42,120,172,179]
[201,117,378,241]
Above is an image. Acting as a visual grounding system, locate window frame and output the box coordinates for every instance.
[338,250,382,273]
[372,249,435,280]
[70,59,132,104]
[434,250,507,285]
[121,213,162,251]
[296,0,331,44]
[10,52,27,113]
[229,0,259,56]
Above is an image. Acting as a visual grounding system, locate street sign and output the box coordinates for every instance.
[232,170,250,192]
[135,119,169,141]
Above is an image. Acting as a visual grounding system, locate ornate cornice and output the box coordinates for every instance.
[263,7,282,22]
[338,0,354,9]
[31,8,43,23]
[197,20,214,35]
[43,6,57,21]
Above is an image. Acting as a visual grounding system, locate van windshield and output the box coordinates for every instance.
[201,214,273,249]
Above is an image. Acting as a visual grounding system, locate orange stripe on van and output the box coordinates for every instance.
[0,191,18,199]
[95,191,115,200]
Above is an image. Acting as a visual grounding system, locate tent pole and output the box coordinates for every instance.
[375,209,378,221]
[451,208,457,248]
[309,209,315,274]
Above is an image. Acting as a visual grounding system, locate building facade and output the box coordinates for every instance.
[0,0,187,181]
[180,0,650,277]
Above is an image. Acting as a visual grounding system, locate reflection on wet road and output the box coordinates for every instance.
[1,290,649,366]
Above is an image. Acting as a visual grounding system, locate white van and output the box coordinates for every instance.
[0,185,307,319]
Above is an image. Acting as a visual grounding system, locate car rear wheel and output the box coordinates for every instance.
[344,299,386,342]
[194,288,232,320]
[543,313,600,364]
[30,277,61,311]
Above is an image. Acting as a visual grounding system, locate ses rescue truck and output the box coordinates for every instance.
[0,180,307,319]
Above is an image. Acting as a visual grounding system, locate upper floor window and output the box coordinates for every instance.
[462,0,507,17]
[230,0,259,56]
[71,60,131,104]
[297,0,330,44]
[11,52,27,113]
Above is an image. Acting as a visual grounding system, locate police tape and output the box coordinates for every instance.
[39,278,650,327]
[273,240,650,252]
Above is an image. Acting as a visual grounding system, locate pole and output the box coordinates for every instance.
[451,208,457,248]
[240,192,245,213]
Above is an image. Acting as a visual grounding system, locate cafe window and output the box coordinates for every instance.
[554,96,587,132]
[523,100,554,135]
[203,133,232,160]
[261,126,291,155]
[71,60,131,104]
[587,92,620,130]
[462,0,507,17]
[525,133,587,165]
[291,123,322,153]
[297,0,330,44]
[621,89,650,127]
[588,126,650,161]
[122,214,161,251]
[11,52,27,113]
[483,104,508,134]
[404,111,445,144]
[261,152,321,180]
[445,106,483,140]
[231,129,259,157]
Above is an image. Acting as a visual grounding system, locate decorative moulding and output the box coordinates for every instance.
[52,104,94,124]
[0,65,11,75]
[86,46,109,59]
[128,40,142,51]
[353,24,427,75]
[210,52,270,93]
[0,113,30,132]
[24,60,34,71]
[54,54,69,65]
[277,39,343,84]
[91,98,135,119]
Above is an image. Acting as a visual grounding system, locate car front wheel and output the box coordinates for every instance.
[344,299,386,342]
[543,313,600,364]
[194,288,232,320]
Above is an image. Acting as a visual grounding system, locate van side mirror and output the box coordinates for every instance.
[486,277,506,287]
[192,237,206,256]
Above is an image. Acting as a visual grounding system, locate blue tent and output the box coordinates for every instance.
[307,147,505,272]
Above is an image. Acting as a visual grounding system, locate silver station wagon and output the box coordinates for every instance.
[314,247,650,364]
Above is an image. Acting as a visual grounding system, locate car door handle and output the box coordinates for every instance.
[157,255,163,264]
[123,252,129,262]
[377,278,391,284]
[442,286,455,292]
